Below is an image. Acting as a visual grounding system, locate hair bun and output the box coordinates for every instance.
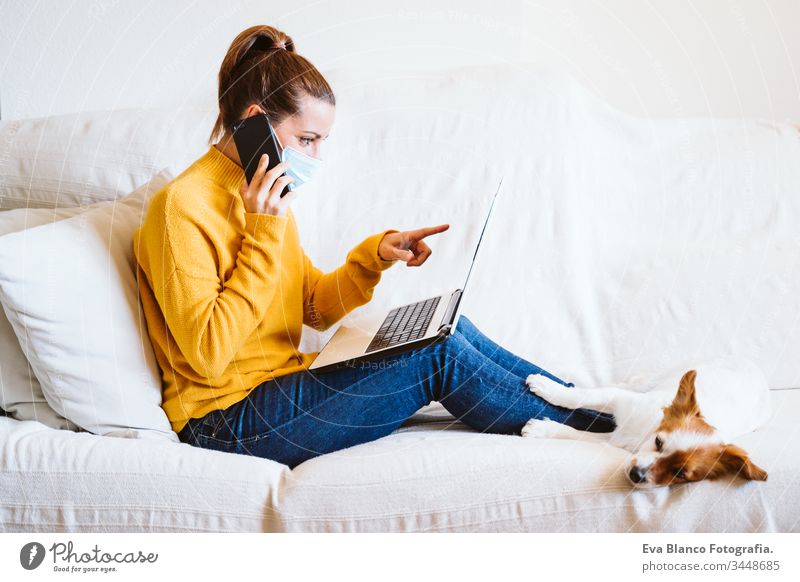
[249,32,294,54]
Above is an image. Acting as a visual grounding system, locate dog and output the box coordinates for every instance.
[520,355,772,487]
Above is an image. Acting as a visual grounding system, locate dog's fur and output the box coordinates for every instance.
[520,356,772,487]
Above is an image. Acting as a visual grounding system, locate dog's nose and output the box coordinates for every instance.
[629,466,647,483]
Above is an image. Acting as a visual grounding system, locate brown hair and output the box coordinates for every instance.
[208,25,335,145]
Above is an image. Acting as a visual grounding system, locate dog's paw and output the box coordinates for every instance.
[520,418,566,439]
[525,374,568,402]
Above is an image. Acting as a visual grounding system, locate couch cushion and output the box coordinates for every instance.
[0,169,177,441]
[0,206,87,430]
[0,107,211,210]
[275,393,798,532]
[0,183,164,429]
[1,392,795,533]
[0,414,289,532]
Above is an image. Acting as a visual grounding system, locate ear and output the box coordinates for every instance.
[719,444,768,481]
[668,369,700,417]
[243,103,266,118]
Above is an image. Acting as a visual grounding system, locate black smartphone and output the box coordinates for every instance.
[231,113,290,197]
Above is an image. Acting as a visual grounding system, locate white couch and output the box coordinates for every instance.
[1,64,799,532]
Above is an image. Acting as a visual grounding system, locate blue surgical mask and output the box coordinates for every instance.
[281,145,324,191]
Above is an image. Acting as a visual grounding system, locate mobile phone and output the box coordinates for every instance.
[231,113,290,197]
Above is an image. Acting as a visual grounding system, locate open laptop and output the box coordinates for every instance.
[308,178,504,373]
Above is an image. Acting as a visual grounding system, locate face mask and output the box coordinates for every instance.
[281,145,324,191]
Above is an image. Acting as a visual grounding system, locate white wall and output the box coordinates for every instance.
[1,0,798,122]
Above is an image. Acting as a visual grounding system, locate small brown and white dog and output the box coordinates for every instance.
[521,356,772,487]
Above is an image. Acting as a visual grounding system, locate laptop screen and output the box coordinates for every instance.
[459,178,504,295]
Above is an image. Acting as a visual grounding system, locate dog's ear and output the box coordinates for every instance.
[718,444,768,481]
[668,370,700,417]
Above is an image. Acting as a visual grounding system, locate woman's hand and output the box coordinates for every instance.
[239,153,296,216]
[378,224,450,267]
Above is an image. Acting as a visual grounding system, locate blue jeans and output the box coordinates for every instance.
[177,315,615,469]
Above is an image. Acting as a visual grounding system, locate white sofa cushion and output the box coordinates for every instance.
[0,389,794,533]
[0,168,178,441]
[0,107,211,210]
[274,391,793,533]
[0,413,290,532]
[0,206,87,430]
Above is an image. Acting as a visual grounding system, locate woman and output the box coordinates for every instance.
[133,25,615,469]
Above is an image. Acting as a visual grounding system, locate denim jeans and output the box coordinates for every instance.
[177,315,616,469]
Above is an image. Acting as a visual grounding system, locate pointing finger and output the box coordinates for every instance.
[407,223,450,241]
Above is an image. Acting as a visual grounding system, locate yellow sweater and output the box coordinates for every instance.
[133,146,398,433]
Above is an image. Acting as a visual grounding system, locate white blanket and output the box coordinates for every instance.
[294,64,800,391]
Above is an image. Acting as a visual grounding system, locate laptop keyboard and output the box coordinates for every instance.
[365,296,441,353]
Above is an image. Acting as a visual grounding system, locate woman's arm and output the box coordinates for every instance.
[302,229,399,331]
[301,222,450,331]
[144,201,289,379]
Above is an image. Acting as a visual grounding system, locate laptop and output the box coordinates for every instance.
[308,178,504,373]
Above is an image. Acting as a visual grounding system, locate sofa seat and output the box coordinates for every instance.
[2,389,797,533]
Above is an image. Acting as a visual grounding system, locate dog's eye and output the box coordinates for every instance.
[672,468,684,479]
[655,436,663,451]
